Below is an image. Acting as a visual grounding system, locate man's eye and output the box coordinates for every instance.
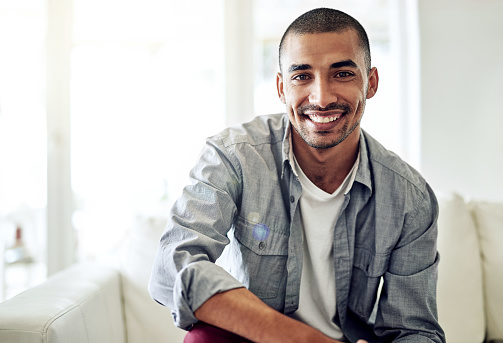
[335,71,354,78]
[293,74,310,81]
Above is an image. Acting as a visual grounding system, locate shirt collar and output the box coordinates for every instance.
[354,130,372,193]
[281,114,292,179]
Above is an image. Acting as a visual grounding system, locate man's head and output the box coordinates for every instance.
[279,8,371,75]
[276,8,378,151]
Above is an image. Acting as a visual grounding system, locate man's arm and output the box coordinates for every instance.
[195,287,344,343]
[374,184,445,342]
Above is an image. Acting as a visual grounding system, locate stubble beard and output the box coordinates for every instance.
[293,120,361,149]
[292,101,365,150]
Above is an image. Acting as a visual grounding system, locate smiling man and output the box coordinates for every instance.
[149,8,445,343]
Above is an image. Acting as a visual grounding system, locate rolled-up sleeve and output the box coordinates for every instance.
[148,136,245,330]
[375,184,446,342]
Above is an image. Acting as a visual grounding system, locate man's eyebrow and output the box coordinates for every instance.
[330,60,358,69]
[287,60,358,73]
[288,64,312,73]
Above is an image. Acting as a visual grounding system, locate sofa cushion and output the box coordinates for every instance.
[471,201,503,342]
[120,213,187,343]
[436,193,485,343]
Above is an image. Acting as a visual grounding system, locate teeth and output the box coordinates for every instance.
[309,115,339,123]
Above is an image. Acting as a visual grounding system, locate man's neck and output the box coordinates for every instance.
[292,128,360,194]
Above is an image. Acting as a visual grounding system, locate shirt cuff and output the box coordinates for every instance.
[172,260,245,330]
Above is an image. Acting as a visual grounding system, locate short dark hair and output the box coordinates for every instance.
[279,8,371,73]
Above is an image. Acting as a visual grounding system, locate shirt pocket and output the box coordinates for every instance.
[233,216,288,299]
[349,247,389,318]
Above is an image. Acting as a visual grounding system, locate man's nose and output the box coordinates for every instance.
[309,78,336,108]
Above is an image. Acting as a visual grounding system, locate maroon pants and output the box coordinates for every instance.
[184,322,253,343]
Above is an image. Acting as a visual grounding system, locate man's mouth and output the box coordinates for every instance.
[307,114,341,123]
[298,103,350,125]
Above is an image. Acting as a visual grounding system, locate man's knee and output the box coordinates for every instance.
[184,322,251,343]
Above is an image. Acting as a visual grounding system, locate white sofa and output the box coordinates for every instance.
[436,193,503,343]
[0,215,188,343]
[0,193,502,343]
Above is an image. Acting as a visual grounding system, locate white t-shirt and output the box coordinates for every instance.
[289,151,359,339]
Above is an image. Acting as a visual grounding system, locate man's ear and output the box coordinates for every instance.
[276,72,286,104]
[366,67,379,99]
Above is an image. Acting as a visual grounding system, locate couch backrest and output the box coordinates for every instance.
[471,201,503,342]
[119,214,187,343]
[437,193,486,343]
[437,193,503,343]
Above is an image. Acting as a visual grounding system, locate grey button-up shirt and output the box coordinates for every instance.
[149,113,445,342]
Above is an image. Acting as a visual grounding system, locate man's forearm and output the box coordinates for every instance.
[194,287,340,343]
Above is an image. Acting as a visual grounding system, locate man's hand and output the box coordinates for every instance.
[194,287,343,343]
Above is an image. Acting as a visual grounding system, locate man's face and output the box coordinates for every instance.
[277,30,378,150]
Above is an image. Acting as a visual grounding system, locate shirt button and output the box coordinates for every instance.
[290,196,295,203]
[259,241,266,250]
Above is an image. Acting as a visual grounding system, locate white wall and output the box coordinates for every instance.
[419,0,503,201]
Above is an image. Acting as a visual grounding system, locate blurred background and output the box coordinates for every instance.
[1,0,502,301]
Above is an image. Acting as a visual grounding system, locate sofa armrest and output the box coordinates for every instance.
[0,262,126,343]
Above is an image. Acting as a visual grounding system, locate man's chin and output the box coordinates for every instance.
[301,135,342,150]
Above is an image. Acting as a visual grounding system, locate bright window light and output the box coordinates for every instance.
[71,0,226,260]
[0,0,47,300]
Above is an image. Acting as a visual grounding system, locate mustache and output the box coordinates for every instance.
[298,102,351,115]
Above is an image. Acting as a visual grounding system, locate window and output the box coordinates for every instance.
[71,0,226,260]
[0,0,47,300]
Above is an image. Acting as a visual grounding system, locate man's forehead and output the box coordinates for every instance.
[282,30,364,69]
[283,29,358,49]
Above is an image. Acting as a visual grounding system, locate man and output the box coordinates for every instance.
[149,8,445,343]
